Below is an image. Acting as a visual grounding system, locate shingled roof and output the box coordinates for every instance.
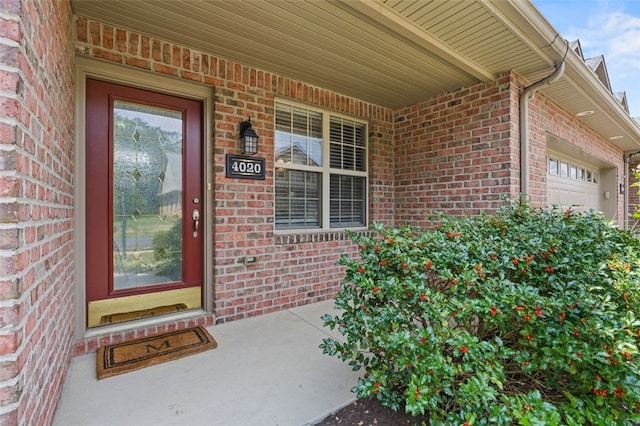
[570,39,632,116]
[570,40,584,59]
[615,92,630,113]
[584,55,613,92]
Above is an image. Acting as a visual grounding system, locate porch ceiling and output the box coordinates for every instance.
[72,0,640,150]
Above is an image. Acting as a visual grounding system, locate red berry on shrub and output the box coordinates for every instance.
[446,231,461,239]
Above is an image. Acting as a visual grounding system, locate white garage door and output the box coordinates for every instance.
[547,155,600,212]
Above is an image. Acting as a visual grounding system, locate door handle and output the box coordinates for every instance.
[192,209,200,237]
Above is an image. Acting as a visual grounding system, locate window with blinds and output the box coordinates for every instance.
[274,101,368,230]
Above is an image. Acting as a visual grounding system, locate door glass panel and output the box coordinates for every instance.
[113,101,183,290]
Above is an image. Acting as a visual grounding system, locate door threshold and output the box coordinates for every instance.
[88,287,201,328]
[83,308,209,340]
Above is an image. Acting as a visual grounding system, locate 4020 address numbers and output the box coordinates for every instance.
[225,154,266,180]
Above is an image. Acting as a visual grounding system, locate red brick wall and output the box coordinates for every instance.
[0,0,75,425]
[393,69,625,225]
[394,73,520,224]
[526,83,625,219]
[74,17,395,329]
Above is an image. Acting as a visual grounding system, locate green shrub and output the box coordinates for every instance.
[321,202,640,425]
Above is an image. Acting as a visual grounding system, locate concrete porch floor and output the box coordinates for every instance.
[53,300,361,426]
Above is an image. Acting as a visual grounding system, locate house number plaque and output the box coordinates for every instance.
[225,154,266,180]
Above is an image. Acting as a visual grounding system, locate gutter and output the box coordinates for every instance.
[519,61,566,197]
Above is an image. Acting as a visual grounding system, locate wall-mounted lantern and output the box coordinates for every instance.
[239,118,259,155]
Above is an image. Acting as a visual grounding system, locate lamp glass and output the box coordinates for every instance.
[242,134,258,155]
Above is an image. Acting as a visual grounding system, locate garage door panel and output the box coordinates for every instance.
[547,176,599,211]
[547,170,600,212]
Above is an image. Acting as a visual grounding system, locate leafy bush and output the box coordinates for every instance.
[321,202,640,425]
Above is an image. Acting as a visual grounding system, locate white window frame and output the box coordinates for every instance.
[274,100,369,232]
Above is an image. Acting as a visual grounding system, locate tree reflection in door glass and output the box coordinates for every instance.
[112,101,183,289]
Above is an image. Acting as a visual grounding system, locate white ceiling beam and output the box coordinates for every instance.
[335,0,495,82]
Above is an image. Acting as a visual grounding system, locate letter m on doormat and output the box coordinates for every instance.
[146,340,171,353]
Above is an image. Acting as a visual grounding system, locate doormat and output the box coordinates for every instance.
[96,326,217,380]
[99,303,189,325]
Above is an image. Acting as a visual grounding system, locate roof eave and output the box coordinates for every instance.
[486,0,640,150]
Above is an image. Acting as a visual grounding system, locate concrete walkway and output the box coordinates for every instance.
[53,301,361,426]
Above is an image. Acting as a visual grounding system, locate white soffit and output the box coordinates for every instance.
[71,0,640,149]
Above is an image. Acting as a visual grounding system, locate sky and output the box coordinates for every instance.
[533,0,640,118]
